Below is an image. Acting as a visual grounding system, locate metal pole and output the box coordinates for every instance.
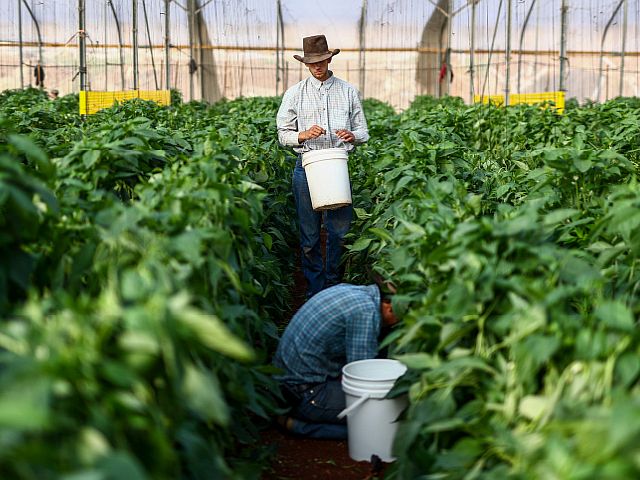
[107,0,126,89]
[559,0,568,92]
[104,0,108,89]
[281,5,287,89]
[21,1,43,66]
[445,0,452,96]
[18,0,24,88]
[358,0,367,99]
[132,0,139,89]
[79,0,86,91]
[517,0,537,94]
[596,0,624,102]
[164,0,171,90]
[505,0,512,105]
[437,19,446,98]
[196,1,205,100]
[188,0,195,100]
[469,0,476,102]
[619,0,628,97]
[142,0,159,90]
[276,0,281,95]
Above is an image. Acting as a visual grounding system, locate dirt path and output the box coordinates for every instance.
[260,429,378,479]
[261,230,386,479]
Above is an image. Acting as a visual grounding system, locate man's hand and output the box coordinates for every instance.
[335,129,355,143]
[299,125,326,143]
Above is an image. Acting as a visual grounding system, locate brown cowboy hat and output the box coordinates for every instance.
[293,35,340,64]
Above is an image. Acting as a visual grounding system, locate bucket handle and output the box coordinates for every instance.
[337,394,370,420]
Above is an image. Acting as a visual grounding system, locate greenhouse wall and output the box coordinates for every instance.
[0,0,638,109]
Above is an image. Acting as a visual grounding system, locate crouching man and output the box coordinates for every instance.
[273,283,398,439]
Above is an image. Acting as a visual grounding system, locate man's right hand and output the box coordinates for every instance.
[299,125,326,143]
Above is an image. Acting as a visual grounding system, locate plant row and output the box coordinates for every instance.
[347,96,640,479]
[0,89,297,479]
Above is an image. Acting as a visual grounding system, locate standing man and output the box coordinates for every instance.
[277,35,369,300]
[273,283,398,439]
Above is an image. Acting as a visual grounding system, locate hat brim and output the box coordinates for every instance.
[293,49,340,64]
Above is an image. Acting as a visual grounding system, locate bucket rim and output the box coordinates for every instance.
[301,147,349,166]
[303,147,349,156]
[342,358,407,382]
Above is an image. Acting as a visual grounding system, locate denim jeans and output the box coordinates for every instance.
[293,158,353,299]
[288,379,348,440]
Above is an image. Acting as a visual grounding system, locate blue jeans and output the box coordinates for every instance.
[292,158,353,299]
[288,380,348,440]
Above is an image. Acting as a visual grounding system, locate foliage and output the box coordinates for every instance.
[0,90,296,479]
[346,95,640,479]
[4,86,640,479]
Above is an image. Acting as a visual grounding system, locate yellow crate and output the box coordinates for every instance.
[474,91,565,113]
[79,90,171,115]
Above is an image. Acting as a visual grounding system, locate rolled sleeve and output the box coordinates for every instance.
[276,88,302,148]
[350,90,369,145]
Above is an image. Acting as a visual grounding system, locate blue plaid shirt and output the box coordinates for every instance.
[274,284,381,385]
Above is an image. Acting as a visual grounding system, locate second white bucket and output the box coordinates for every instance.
[338,359,408,462]
[301,147,352,211]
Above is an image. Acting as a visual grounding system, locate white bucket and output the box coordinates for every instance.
[301,148,352,211]
[338,359,408,462]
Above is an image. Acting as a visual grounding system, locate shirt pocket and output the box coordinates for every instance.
[300,109,319,129]
[330,108,350,132]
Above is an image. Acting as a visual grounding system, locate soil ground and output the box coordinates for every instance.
[260,230,388,479]
[260,429,382,480]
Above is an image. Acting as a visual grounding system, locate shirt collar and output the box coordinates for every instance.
[309,71,335,90]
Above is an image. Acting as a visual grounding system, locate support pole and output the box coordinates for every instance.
[437,16,446,98]
[559,0,568,92]
[619,0,628,97]
[505,0,512,105]
[469,0,476,102]
[107,0,126,89]
[196,1,205,100]
[517,0,537,94]
[18,0,24,88]
[480,0,503,101]
[596,0,624,102]
[142,0,159,90]
[277,0,286,95]
[444,0,452,96]
[276,0,282,95]
[79,0,86,91]
[280,3,287,90]
[132,0,139,89]
[164,0,171,90]
[188,0,195,100]
[358,0,367,99]
[21,1,43,66]
[104,1,108,89]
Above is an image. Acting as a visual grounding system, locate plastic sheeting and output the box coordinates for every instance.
[0,0,638,109]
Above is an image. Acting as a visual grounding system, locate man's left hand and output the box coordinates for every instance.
[335,129,355,143]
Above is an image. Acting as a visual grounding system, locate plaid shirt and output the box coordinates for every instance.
[274,284,381,386]
[276,72,369,154]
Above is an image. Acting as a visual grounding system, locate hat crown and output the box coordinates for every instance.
[303,35,330,56]
[293,35,339,64]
